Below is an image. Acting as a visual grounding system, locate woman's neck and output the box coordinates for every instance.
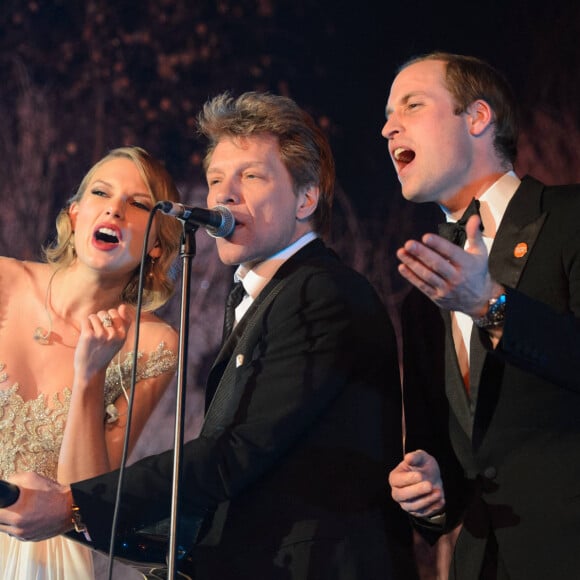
[49,264,130,322]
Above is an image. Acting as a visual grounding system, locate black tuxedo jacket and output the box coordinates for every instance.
[73,239,416,580]
[402,176,580,579]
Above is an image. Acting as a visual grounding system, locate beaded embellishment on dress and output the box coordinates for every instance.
[0,342,177,480]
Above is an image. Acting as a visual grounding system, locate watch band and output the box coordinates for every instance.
[474,293,506,329]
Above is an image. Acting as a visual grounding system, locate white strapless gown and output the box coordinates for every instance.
[0,343,176,579]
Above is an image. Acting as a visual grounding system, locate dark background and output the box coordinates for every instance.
[1,1,579,577]
[2,0,579,309]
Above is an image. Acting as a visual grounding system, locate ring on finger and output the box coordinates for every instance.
[101,314,113,328]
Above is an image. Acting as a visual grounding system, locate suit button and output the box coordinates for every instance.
[483,466,497,479]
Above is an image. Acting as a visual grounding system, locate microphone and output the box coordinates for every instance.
[0,480,19,508]
[156,202,235,238]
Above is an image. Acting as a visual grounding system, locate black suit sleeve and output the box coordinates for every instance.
[490,185,580,393]
[493,287,580,392]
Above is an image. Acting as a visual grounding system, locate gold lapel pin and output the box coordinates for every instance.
[236,354,244,368]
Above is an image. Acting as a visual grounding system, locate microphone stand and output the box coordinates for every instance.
[166,221,198,579]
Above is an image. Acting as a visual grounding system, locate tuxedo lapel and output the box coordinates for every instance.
[207,239,328,389]
[489,176,547,287]
[201,275,289,437]
[445,178,548,445]
[442,311,474,438]
[445,312,506,447]
[467,325,485,410]
[207,297,257,390]
[203,239,330,435]
[470,177,548,445]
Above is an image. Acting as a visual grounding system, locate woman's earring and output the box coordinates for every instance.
[148,257,156,279]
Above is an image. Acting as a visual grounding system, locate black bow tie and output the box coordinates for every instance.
[438,198,483,247]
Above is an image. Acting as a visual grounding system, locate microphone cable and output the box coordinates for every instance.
[105,205,160,580]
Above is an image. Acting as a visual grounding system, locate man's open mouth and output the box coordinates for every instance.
[393,147,416,166]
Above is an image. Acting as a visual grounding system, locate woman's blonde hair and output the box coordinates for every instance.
[44,147,182,311]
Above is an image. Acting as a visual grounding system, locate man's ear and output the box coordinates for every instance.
[296,186,319,220]
[466,99,494,137]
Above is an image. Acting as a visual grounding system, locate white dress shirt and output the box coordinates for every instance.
[442,172,520,391]
[232,231,318,326]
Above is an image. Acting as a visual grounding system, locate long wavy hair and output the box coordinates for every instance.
[44,147,183,311]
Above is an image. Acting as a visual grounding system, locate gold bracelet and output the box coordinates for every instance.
[71,504,92,542]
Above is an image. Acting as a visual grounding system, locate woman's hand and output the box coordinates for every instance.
[73,304,133,383]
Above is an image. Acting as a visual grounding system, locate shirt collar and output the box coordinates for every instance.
[442,171,520,238]
[234,231,318,300]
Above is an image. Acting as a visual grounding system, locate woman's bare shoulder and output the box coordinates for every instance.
[0,257,47,286]
[135,310,179,352]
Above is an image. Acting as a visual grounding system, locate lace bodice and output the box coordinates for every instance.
[0,342,176,480]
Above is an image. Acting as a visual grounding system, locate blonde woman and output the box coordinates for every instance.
[0,147,182,578]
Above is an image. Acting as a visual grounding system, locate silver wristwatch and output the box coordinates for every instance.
[474,293,506,329]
